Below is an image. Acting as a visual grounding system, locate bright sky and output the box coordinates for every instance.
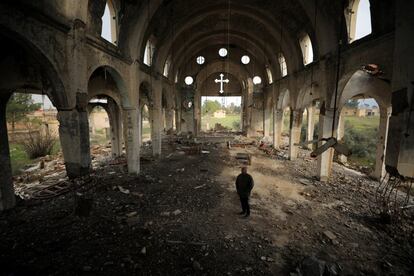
[355,0,372,40]
[32,94,55,109]
[101,4,112,42]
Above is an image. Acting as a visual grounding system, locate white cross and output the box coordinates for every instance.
[215,73,229,94]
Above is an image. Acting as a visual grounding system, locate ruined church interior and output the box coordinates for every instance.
[1,0,414,274]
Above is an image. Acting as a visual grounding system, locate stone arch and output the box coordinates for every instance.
[333,70,392,179]
[87,94,123,159]
[88,65,130,108]
[0,26,68,109]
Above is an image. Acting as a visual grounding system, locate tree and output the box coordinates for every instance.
[202,100,221,115]
[345,99,359,108]
[6,93,41,132]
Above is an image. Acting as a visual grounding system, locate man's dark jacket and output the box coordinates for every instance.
[236,173,254,198]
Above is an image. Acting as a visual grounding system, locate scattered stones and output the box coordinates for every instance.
[192,260,202,271]
[172,209,182,216]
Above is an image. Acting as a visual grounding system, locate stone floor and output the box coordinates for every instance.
[0,141,413,275]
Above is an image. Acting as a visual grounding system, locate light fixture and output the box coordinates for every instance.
[219,48,228,57]
[253,76,262,85]
[196,56,205,65]
[184,76,194,85]
[241,55,250,65]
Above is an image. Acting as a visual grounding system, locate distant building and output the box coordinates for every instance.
[213,110,226,118]
[342,106,380,117]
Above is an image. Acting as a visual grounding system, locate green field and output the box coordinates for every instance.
[201,114,241,131]
[343,115,379,131]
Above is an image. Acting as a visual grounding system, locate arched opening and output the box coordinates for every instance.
[338,97,381,174]
[282,107,291,144]
[141,104,151,143]
[6,93,60,176]
[278,53,288,77]
[87,94,123,164]
[0,31,71,209]
[163,56,172,78]
[299,33,314,65]
[266,67,273,84]
[143,38,156,66]
[139,82,153,146]
[199,73,243,133]
[334,70,391,179]
[345,0,372,43]
[201,96,242,132]
[88,103,111,164]
[101,0,118,44]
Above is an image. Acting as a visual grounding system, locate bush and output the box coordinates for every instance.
[343,125,377,167]
[232,121,241,130]
[21,131,56,159]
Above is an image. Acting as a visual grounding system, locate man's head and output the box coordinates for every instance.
[241,167,247,174]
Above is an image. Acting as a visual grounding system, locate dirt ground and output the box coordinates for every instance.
[1,140,413,275]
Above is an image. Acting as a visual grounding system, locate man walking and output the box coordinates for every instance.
[235,167,254,218]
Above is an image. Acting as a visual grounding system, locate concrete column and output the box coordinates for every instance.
[125,107,140,174]
[317,110,335,182]
[165,109,174,131]
[336,114,347,164]
[0,94,15,210]
[289,110,303,160]
[264,105,272,137]
[373,108,391,179]
[58,99,91,179]
[273,109,284,148]
[194,88,201,136]
[151,80,162,156]
[107,99,122,158]
[306,106,315,149]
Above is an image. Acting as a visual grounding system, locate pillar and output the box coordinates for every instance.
[263,106,272,138]
[317,109,335,182]
[58,94,91,179]
[107,99,122,158]
[0,94,15,210]
[165,108,174,131]
[336,114,347,164]
[289,110,303,160]
[151,80,162,156]
[125,107,140,174]
[373,107,391,179]
[385,0,414,179]
[306,106,315,149]
[273,109,284,148]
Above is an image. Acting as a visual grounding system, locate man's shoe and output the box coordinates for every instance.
[244,214,250,218]
[238,211,246,215]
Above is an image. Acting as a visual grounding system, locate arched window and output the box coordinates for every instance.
[266,67,273,84]
[299,33,314,65]
[345,0,372,43]
[278,53,288,77]
[163,56,171,77]
[144,38,156,66]
[101,1,117,44]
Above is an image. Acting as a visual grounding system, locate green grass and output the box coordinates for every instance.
[201,114,241,131]
[9,144,32,175]
[344,116,379,131]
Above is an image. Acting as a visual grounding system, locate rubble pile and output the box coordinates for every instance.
[1,140,413,275]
